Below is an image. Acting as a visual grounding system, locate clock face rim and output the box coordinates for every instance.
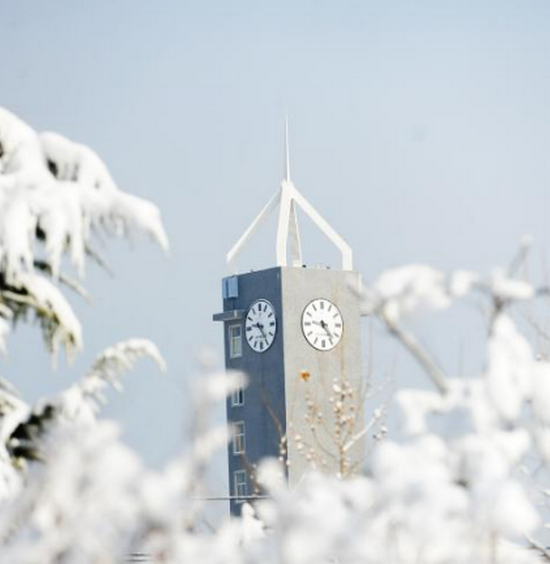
[245,298,277,353]
[301,298,344,352]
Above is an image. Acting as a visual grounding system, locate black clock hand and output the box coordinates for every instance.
[256,322,268,340]
[320,320,334,338]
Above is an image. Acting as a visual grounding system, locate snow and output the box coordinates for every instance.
[0,423,142,563]
[361,264,534,325]
[362,264,452,322]
[0,316,10,354]
[488,268,535,302]
[0,289,547,563]
[14,271,83,356]
[486,315,534,421]
[449,269,478,297]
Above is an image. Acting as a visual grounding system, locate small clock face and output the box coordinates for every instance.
[245,299,277,353]
[301,298,344,351]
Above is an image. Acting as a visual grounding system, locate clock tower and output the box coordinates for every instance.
[214,124,365,514]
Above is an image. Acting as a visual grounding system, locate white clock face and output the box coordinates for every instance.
[301,298,344,351]
[245,299,277,353]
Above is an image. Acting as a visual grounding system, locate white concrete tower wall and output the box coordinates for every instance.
[280,267,365,485]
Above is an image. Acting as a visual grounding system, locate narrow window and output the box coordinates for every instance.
[229,324,242,358]
[233,421,246,455]
[231,387,244,407]
[233,469,247,502]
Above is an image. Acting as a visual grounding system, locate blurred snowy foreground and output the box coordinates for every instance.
[0,106,550,563]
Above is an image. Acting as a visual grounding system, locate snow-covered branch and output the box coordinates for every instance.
[0,106,168,358]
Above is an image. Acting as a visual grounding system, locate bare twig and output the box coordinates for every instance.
[508,238,532,278]
[342,413,380,454]
[85,244,113,276]
[382,314,448,394]
[526,535,550,561]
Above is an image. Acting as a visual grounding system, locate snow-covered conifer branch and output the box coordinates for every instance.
[52,339,167,423]
[0,339,166,500]
[0,106,168,358]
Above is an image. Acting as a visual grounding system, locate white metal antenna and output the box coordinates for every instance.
[226,121,353,273]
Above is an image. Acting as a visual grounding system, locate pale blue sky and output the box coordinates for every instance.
[1,1,550,481]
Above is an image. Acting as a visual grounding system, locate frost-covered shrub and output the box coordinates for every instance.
[3,261,547,564]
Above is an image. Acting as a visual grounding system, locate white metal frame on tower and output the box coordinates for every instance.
[226,121,353,273]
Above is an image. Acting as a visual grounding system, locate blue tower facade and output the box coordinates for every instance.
[214,268,286,515]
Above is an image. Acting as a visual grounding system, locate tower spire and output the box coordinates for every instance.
[284,114,291,182]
